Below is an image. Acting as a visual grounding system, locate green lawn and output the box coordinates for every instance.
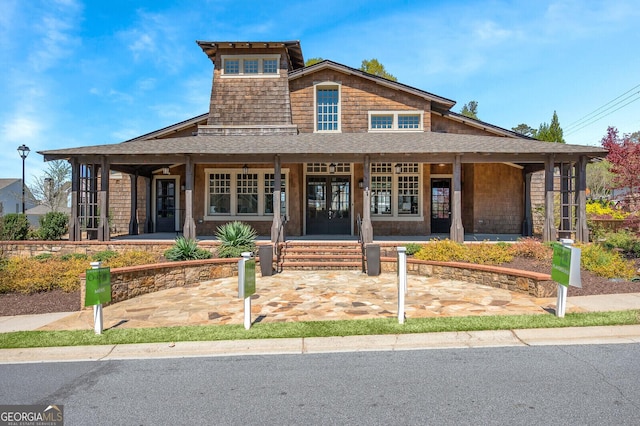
[1,310,638,349]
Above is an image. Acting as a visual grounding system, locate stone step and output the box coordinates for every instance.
[278,261,363,270]
[276,241,364,271]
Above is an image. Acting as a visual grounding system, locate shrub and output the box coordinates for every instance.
[164,237,212,261]
[38,212,69,240]
[103,251,160,268]
[463,243,513,265]
[215,221,257,258]
[0,214,30,240]
[414,239,466,262]
[60,253,88,261]
[578,243,636,279]
[509,238,553,261]
[404,243,423,256]
[92,250,119,263]
[586,200,628,220]
[601,230,640,255]
[33,253,54,262]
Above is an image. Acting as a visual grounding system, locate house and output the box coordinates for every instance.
[39,40,607,243]
[0,179,36,217]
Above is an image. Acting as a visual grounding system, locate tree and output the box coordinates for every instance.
[586,159,614,199]
[460,101,479,119]
[360,58,397,81]
[601,126,640,209]
[536,111,565,143]
[28,160,71,213]
[305,57,324,66]
[512,123,537,138]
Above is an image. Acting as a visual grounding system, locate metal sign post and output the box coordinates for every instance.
[397,247,407,324]
[238,252,256,330]
[551,238,582,318]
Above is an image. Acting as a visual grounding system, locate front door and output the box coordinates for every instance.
[431,178,451,233]
[156,179,177,232]
[306,176,350,234]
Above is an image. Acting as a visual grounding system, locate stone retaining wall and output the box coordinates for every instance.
[381,257,555,298]
[80,258,238,307]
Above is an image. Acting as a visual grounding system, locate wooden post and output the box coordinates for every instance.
[183,155,196,239]
[575,156,589,242]
[523,171,533,236]
[128,172,139,235]
[450,155,464,243]
[97,157,110,241]
[543,155,556,242]
[360,155,373,244]
[271,155,283,243]
[69,159,81,241]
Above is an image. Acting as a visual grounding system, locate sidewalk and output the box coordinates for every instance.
[1,271,640,363]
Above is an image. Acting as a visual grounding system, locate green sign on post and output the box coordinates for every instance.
[238,259,256,299]
[85,267,112,306]
[551,243,581,288]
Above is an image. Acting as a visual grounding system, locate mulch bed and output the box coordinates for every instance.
[1,257,639,317]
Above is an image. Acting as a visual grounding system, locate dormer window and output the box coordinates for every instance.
[221,55,281,77]
[368,111,423,132]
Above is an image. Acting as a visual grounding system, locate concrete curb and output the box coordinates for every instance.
[2,325,640,364]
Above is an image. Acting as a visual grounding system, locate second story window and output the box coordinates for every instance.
[315,83,341,132]
[368,111,423,132]
[221,55,281,77]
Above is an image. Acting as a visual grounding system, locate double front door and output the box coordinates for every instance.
[306,176,351,234]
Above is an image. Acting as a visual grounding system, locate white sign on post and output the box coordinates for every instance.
[238,252,255,329]
[397,247,407,324]
[551,238,582,318]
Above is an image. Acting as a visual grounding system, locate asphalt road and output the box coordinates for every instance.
[2,344,639,425]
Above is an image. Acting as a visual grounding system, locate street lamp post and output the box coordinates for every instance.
[17,144,30,214]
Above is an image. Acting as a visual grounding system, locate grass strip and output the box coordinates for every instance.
[1,310,638,349]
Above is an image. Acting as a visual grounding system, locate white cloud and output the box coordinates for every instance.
[28,0,82,71]
[2,115,42,143]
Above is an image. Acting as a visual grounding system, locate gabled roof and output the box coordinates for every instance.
[289,60,457,110]
[0,179,20,190]
[432,108,536,139]
[196,40,305,70]
[123,113,208,143]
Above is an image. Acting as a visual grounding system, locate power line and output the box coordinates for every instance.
[566,91,640,136]
[565,87,640,136]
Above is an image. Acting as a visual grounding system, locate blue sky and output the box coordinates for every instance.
[2,0,639,183]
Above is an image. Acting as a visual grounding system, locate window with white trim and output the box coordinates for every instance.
[264,173,286,215]
[315,83,341,132]
[368,111,423,131]
[370,162,421,217]
[221,55,281,77]
[206,169,288,218]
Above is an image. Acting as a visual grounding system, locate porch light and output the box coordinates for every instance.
[242,164,249,175]
[162,167,170,175]
[394,163,402,174]
[358,179,364,189]
[329,163,336,174]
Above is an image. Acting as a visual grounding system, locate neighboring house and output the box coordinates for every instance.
[25,203,71,228]
[40,40,606,243]
[0,179,36,216]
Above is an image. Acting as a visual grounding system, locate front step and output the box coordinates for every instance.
[277,241,365,271]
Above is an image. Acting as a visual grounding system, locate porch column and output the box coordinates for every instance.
[128,172,139,235]
[522,171,533,236]
[360,155,373,244]
[576,156,589,242]
[543,155,556,242]
[271,155,283,243]
[97,157,110,241]
[144,177,153,233]
[559,162,572,239]
[69,159,81,241]
[450,155,464,243]
[183,155,196,240]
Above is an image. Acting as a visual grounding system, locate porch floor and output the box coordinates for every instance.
[112,233,524,242]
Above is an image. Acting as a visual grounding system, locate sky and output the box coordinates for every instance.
[1,0,639,184]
